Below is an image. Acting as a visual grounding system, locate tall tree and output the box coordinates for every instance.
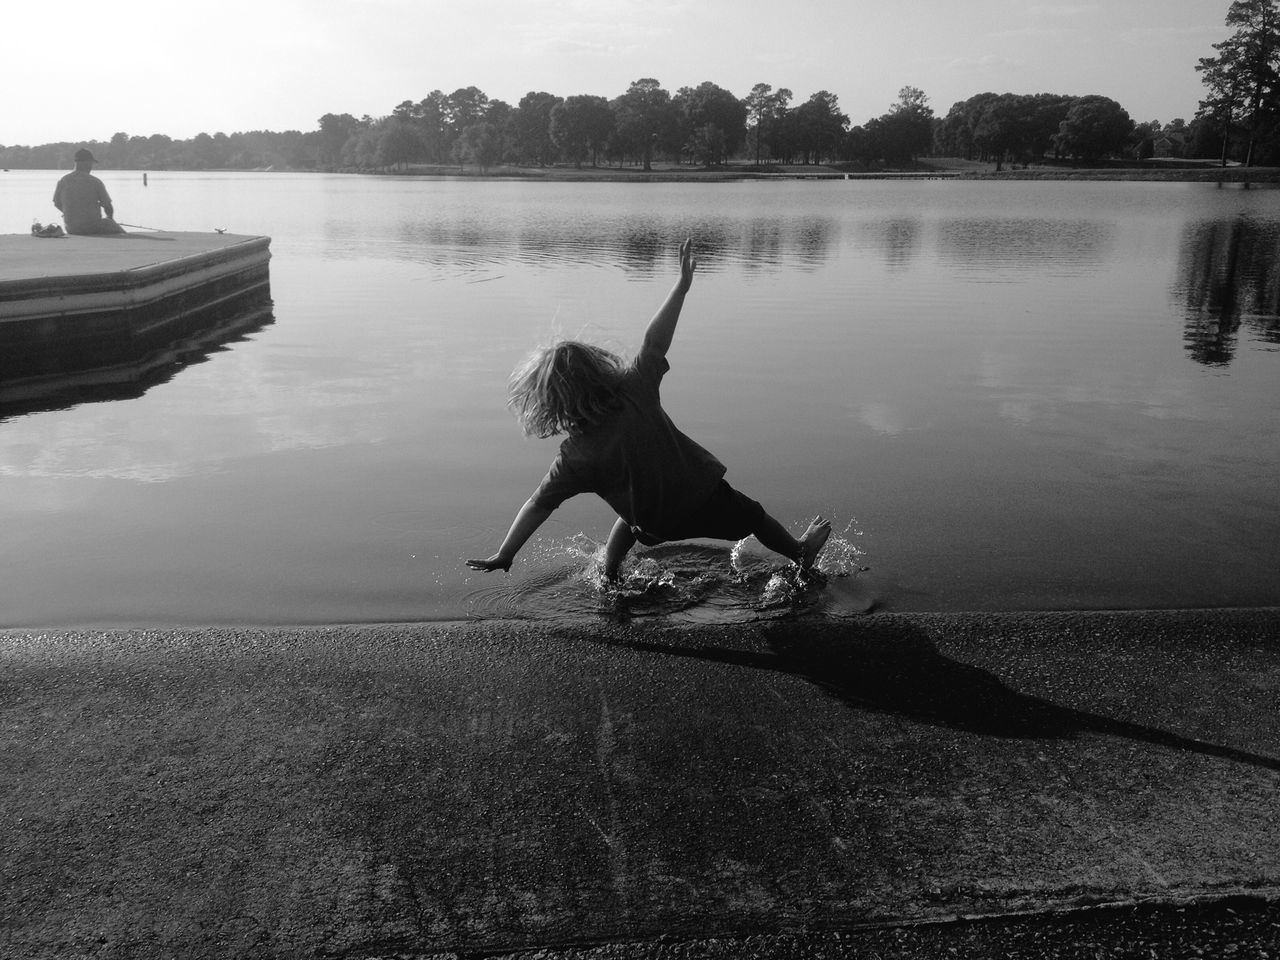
[395,91,451,163]
[445,87,491,134]
[317,112,362,167]
[1026,93,1077,158]
[937,92,1000,160]
[1198,33,1252,164]
[144,132,174,168]
[108,131,134,167]
[743,83,775,165]
[341,124,380,169]
[1053,95,1135,162]
[673,81,746,165]
[792,90,848,164]
[436,88,495,165]
[939,92,1075,167]
[455,122,502,173]
[191,131,233,168]
[974,93,1036,169]
[876,85,935,166]
[611,78,676,170]
[511,91,563,165]
[377,120,424,169]
[894,85,932,116]
[550,95,615,168]
[1133,118,1163,159]
[743,85,793,164]
[1196,0,1280,165]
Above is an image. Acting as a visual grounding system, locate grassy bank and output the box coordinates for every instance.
[383,157,1280,184]
[945,163,1280,183]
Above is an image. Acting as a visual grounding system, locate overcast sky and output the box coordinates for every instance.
[4,0,1224,147]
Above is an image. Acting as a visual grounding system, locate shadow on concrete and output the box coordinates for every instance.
[605,619,1280,772]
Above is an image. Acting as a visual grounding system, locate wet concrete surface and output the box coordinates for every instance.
[2,608,1278,958]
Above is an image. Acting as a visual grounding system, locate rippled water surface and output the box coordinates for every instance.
[2,171,1278,626]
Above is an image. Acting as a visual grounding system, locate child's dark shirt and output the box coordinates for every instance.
[529,348,725,540]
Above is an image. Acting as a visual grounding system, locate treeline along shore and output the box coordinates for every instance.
[6,0,1280,182]
[3,33,1277,182]
[2,79,1273,183]
[354,157,1279,183]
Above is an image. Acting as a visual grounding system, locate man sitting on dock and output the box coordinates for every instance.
[53,149,125,235]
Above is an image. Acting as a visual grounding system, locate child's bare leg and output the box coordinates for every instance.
[602,517,636,580]
[753,514,831,571]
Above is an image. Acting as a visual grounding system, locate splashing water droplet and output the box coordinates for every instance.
[814,518,868,578]
[729,518,867,607]
[760,570,798,608]
[469,518,872,623]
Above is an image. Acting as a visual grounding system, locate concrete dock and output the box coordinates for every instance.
[0,231,271,394]
[2,608,1277,957]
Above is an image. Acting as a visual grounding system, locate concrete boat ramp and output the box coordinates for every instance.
[0,231,271,404]
[2,609,1278,957]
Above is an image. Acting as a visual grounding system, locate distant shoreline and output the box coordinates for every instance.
[8,160,1275,184]
[371,160,1280,184]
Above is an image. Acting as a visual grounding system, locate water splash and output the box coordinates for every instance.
[463,519,871,623]
[730,518,868,612]
[815,518,868,578]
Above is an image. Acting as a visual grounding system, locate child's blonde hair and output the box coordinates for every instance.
[508,340,625,437]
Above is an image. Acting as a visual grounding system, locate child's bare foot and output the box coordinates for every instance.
[798,517,832,571]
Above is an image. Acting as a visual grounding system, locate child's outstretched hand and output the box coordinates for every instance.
[465,554,511,573]
[678,237,696,291]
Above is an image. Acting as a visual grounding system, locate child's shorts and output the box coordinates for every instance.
[631,480,766,545]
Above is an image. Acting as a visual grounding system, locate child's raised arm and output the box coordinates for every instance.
[640,238,696,359]
[465,498,554,573]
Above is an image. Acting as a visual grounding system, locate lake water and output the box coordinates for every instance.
[2,170,1279,627]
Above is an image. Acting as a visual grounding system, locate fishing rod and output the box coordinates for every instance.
[119,223,230,235]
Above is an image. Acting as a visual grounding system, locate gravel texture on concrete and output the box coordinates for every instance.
[2,608,1277,958]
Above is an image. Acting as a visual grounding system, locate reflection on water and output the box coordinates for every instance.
[856,217,921,269]
[343,189,1123,283]
[0,303,274,419]
[1177,217,1280,366]
[372,210,841,277]
[936,217,1114,273]
[1,173,1279,626]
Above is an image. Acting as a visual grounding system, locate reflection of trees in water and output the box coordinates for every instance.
[587,219,838,273]
[856,217,921,269]
[373,216,839,274]
[935,218,1113,269]
[1177,217,1280,366]
[743,221,785,268]
[616,225,675,271]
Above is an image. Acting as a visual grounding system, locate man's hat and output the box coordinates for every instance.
[73,148,96,162]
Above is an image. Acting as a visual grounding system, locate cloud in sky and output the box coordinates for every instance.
[2,0,1226,146]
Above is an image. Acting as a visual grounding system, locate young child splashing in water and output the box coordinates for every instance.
[466,239,830,582]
